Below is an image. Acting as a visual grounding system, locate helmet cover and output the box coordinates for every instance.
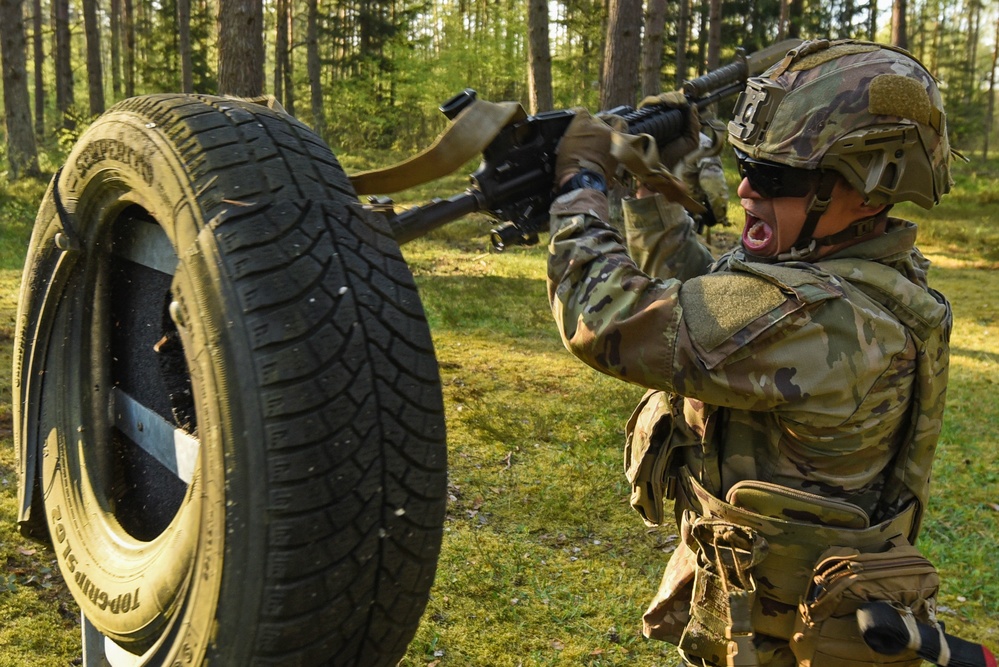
[728,39,952,209]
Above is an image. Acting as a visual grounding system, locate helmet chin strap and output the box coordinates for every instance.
[777,172,887,261]
[815,208,890,246]
[785,171,839,260]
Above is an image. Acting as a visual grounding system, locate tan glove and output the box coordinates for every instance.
[637,90,700,170]
[555,109,616,186]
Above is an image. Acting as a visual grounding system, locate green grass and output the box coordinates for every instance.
[0,155,997,665]
[0,175,47,271]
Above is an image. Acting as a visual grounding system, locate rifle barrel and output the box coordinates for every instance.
[390,191,483,244]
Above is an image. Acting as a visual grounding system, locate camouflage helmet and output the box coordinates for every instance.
[728,39,952,209]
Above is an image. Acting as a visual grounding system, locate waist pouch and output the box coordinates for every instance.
[791,540,939,667]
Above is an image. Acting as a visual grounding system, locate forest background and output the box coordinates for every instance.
[3,0,999,177]
[1,0,999,665]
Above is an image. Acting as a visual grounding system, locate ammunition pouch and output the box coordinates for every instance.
[624,390,697,526]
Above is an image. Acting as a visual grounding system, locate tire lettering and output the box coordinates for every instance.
[172,642,195,667]
[51,506,66,543]
[202,505,215,582]
[61,542,77,573]
[73,571,141,615]
[75,138,155,185]
[51,506,74,571]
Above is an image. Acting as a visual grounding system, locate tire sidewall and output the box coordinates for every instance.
[33,109,263,658]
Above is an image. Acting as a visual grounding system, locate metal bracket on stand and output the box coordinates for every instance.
[82,614,146,667]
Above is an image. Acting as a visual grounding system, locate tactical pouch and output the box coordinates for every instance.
[790,540,939,667]
[677,514,769,667]
[674,471,919,643]
[624,390,700,526]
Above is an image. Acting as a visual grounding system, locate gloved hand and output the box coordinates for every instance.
[637,90,700,170]
[555,109,616,187]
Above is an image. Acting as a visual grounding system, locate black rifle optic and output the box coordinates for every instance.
[364,39,802,251]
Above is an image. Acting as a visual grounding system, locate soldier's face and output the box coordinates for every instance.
[737,175,880,258]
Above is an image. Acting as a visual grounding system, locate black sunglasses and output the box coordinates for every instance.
[735,150,822,199]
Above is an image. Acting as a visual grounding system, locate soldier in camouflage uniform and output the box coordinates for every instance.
[547,40,954,667]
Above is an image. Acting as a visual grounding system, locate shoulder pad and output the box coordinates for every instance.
[679,272,788,353]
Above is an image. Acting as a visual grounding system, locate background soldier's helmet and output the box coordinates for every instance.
[728,39,952,209]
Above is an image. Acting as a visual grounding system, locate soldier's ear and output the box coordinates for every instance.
[839,180,887,217]
[858,199,888,216]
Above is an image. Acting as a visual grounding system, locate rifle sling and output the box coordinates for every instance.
[349,99,528,195]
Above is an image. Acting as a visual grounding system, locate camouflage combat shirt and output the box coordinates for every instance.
[547,188,951,530]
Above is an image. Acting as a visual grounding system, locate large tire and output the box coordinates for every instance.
[13,94,447,666]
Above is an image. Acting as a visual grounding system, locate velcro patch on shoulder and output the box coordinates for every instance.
[679,273,787,352]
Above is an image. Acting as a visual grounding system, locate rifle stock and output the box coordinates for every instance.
[370,39,802,249]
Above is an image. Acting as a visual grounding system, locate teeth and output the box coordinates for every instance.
[742,218,773,250]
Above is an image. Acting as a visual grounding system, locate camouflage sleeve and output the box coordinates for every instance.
[548,189,686,389]
[621,194,714,280]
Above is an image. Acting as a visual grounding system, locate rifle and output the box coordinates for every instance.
[353,38,802,250]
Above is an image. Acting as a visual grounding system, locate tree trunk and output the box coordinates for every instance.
[179,0,193,92]
[696,0,707,74]
[642,0,666,97]
[31,0,43,139]
[121,0,135,97]
[707,0,721,70]
[526,0,553,113]
[929,1,941,74]
[891,0,908,49]
[1,0,40,178]
[676,0,689,87]
[868,0,877,39]
[600,0,641,109]
[218,0,264,96]
[306,0,324,137]
[82,0,105,115]
[282,0,294,114]
[110,0,121,98]
[274,0,285,103]
[985,16,999,159]
[52,0,73,127]
[788,0,804,38]
[967,0,980,106]
[779,0,790,38]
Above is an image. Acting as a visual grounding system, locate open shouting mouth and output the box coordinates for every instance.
[742,213,774,253]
